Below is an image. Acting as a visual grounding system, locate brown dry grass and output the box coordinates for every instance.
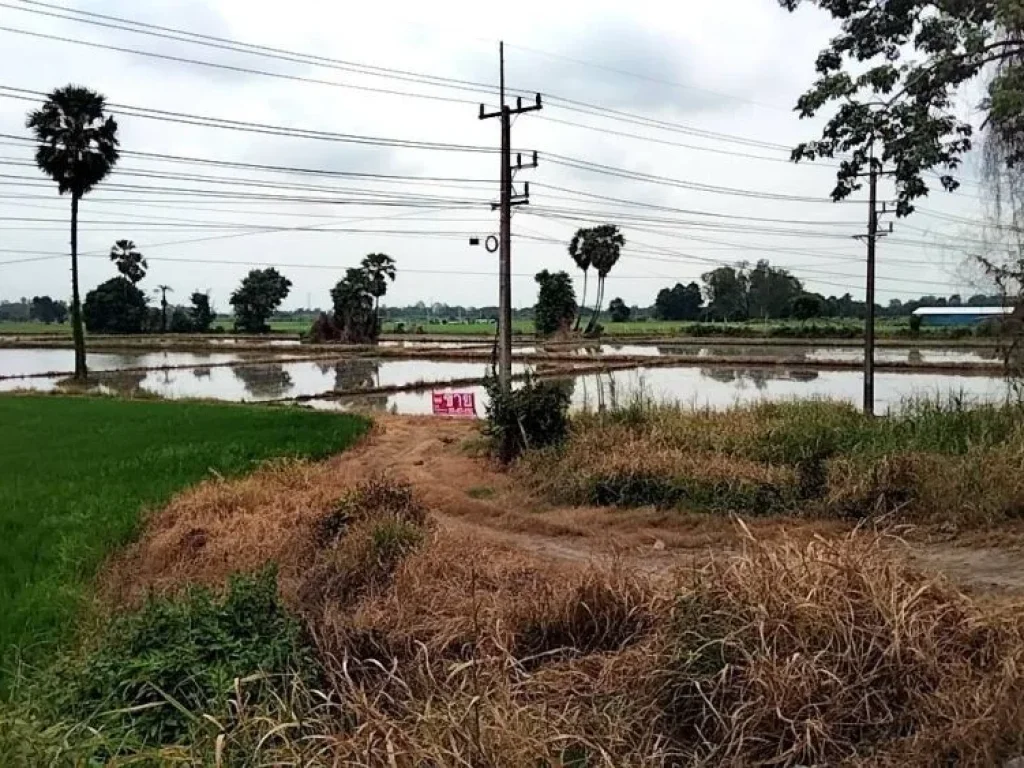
[189,526,1024,767]
[86,419,1024,766]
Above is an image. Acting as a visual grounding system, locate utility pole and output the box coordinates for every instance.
[479,42,541,392]
[858,149,893,416]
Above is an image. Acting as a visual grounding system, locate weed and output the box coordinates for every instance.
[40,567,313,751]
[467,485,496,499]
[484,372,571,461]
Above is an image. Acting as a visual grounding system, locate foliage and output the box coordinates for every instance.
[484,373,571,461]
[330,267,377,343]
[608,297,631,323]
[568,225,625,334]
[702,265,749,320]
[82,277,149,334]
[534,270,577,336]
[28,296,68,324]
[362,253,396,313]
[47,567,313,748]
[25,86,119,198]
[747,260,803,318]
[230,268,292,333]
[655,282,703,321]
[790,293,823,320]
[109,240,147,285]
[26,85,120,379]
[189,291,214,332]
[0,395,369,689]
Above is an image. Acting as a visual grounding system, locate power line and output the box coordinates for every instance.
[0,86,503,154]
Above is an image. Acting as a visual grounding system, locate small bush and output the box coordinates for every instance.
[304,476,429,607]
[45,566,313,749]
[484,373,571,462]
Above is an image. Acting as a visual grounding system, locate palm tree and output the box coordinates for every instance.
[568,232,591,332]
[110,240,147,285]
[570,226,625,335]
[27,86,120,380]
[360,253,396,319]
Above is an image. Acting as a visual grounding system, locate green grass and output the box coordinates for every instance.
[0,395,369,688]
[0,322,71,335]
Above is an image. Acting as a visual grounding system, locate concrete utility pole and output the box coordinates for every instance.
[479,42,541,393]
[858,148,893,416]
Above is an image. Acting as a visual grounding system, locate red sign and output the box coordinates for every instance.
[432,391,477,418]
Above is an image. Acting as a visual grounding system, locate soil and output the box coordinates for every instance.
[102,415,1024,603]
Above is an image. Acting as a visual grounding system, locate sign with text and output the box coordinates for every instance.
[432,391,477,418]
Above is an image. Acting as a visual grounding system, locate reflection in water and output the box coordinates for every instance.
[232,364,294,399]
[192,367,211,379]
[319,358,388,411]
[700,367,820,390]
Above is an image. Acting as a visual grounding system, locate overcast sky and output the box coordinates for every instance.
[0,0,998,312]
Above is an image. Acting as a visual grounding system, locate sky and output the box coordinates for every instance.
[0,0,1002,312]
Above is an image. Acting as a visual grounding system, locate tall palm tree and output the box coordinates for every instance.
[110,239,146,285]
[27,86,119,380]
[570,226,625,335]
[361,253,396,319]
[568,231,591,332]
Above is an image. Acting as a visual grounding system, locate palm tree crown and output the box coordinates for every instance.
[361,253,397,300]
[26,85,120,196]
[110,239,147,284]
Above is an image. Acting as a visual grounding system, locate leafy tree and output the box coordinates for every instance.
[230,268,291,333]
[109,240,147,285]
[790,294,824,321]
[534,270,578,336]
[169,306,194,333]
[567,225,624,335]
[83,277,148,334]
[702,265,749,321]
[654,282,703,321]
[189,292,214,332]
[29,295,68,324]
[747,260,803,319]
[27,85,120,379]
[608,297,631,323]
[330,267,378,343]
[361,253,396,320]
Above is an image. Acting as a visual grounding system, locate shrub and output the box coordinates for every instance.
[83,277,149,334]
[484,373,571,462]
[45,567,313,749]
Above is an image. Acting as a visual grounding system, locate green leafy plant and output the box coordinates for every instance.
[47,567,314,748]
[485,373,571,462]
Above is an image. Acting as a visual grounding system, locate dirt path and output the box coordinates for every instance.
[104,415,1024,601]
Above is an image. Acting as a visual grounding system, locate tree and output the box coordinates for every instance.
[654,282,703,321]
[568,231,592,331]
[189,292,214,332]
[534,270,577,336]
[83,277,148,333]
[567,225,624,335]
[109,240,146,285]
[27,86,119,379]
[328,267,378,343]
[29,295,66,324]
[154,285,172,332]
[608,297,631,323]
[747,260,803,319]
[702,265,749,321]
[230,268,291,333]
[790,294,824,321]
[361,253,396,320]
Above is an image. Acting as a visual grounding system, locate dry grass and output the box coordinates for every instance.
[180,528,1024,767]
[522,398,1024,528]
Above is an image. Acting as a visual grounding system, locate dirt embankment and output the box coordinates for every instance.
[102,416,1024,605]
